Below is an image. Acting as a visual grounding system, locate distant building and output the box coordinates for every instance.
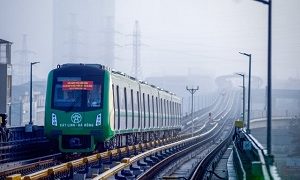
[20,92,45,126]
[0,39,12,126]
[11,81,47,126]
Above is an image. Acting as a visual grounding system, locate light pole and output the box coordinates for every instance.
[186,86,199,137]
[239,52,251,134]
[249,0,273,162]
[236,73,245,125]
[29,61,40,125]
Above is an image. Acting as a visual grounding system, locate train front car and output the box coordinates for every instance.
[44,64,114,153]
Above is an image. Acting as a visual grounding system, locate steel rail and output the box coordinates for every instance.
[138,125,219,180]
[188,91,239,179]
[190,125,235,180]
[138,96,237,180]
[93,128,216,180]
[6,136,184,180]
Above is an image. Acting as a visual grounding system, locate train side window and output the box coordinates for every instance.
[177,103,179,126]
[164,99,166,127]
[173,102,176,127]
[124,87,128,129]
[173,102,175,126]
[166,100,168,127]
[147,94,150,128]
[175,102,177,126]
[160,98,163,127]
[142,93,146,128]
[112,84,115,129]
[119,86,125,130]
[137,91,140,129]
[133,90,138,129]
[171,102,173,127]
[171,102,176,127]
[177,103,180,125]
[163,99,166,126]
[116,85,120,130]
[169,101,171,127]
[174,102,178,126]
[169,100,171,127]
[179,104,182,124]
[176,103,178,126]
[131,89,134,129]
[156,97,158,128]
[152,96,155,128]
[165,100,168,127]
[159,98,161,127]
[167,100,169,127]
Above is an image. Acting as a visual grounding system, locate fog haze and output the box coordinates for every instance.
[1,2,300,177]
[0,0,299,88]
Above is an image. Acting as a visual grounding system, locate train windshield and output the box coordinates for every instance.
[52,76,103,111]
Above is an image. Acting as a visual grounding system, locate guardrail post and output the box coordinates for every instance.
[5,174,21,180]
[117,148,122,161]
[146,142,149,149]
[73,158,90,179]
[133,144,138,155]
[87,154,103,178]
[47,168,55,180]
[103,151,113,169]
[67,162,74,179]
[72,160,88,180]
[97,155,103,171]
[126,146,130,157]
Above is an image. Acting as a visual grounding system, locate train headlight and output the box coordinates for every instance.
[95,114,101,126]
[52,113,58,126]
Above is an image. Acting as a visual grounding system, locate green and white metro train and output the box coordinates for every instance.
[44,64,182,153]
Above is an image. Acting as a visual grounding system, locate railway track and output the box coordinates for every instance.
[0,153,61,180]
[4,135,189,180]
[4,91,240,180]
[181,90,233,135]
[138,92,239,180]
[85,91,240,179]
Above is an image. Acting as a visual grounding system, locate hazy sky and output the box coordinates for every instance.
[0,0,299,88]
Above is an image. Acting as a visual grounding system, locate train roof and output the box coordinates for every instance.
[58,63,111,71]
[56,63,178,97]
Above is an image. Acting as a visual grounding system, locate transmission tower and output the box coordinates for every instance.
[13,34,35,85]
[186,86,199,137]
[131,20,142,79]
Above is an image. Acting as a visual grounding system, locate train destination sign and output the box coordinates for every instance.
[63,81,93,90]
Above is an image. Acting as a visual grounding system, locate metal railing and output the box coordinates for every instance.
[232,129,280,180]
[232,143,246,180]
